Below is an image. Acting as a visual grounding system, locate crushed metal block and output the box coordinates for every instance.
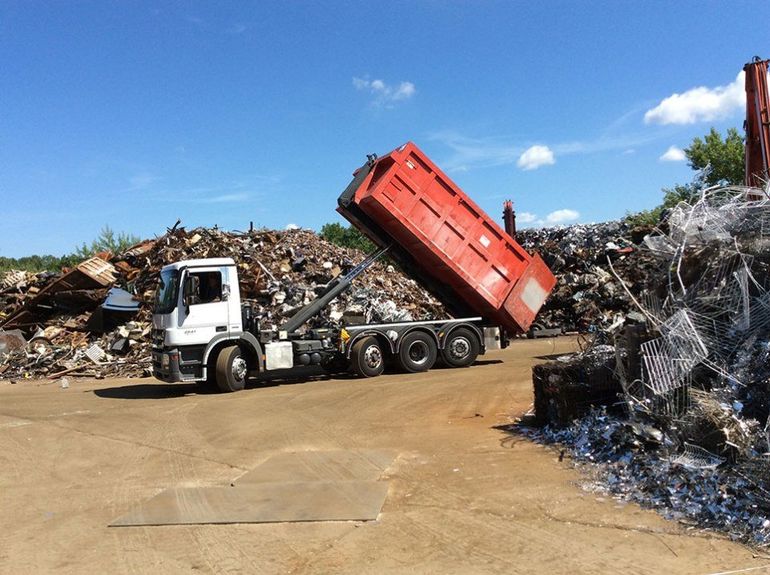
[532,344,621,426]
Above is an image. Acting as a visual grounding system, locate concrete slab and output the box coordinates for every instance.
[235,449,395,484]
[111,481,389,526]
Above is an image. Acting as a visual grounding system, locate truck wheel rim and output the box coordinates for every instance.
[408,341,430,366]
[364,345,382,369]
[232,356,247,381]
[448,337,471,360]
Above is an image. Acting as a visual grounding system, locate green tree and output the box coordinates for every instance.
[661,182,701,208]
[625,183,703,226]
[625,128,745,226]
[320,223,374,252]
[0,226,142,273]
[74,226,141,259]
[685,127,744,186]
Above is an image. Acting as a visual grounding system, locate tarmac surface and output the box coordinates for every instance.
[0,337,766,574]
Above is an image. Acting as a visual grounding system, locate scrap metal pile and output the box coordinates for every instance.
[521,184,770,546]
[518,222,660,332]
[0,226,443,381]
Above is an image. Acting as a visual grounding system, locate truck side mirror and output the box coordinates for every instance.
[182,275,200,314]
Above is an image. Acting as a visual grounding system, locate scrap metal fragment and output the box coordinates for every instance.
[671,443,726,470]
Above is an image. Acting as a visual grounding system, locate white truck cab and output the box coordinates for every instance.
[154,258,241,341]
[151,258,261,388]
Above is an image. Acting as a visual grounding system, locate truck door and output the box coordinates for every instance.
[177,266,231,342]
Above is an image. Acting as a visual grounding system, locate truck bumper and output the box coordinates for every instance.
[152,349,183,382]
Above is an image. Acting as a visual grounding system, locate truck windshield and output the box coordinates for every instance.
[154,269,180,314]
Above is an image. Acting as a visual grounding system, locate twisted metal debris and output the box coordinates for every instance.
[524,183,770,546]
[517,221,661,332]
[619,185,770,421]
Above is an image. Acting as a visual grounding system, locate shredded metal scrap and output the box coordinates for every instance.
[517,409,770,545]
[518,221,661,332]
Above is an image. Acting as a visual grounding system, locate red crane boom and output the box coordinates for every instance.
[744,57,770,188]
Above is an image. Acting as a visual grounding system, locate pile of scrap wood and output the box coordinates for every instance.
[0,225,443,381]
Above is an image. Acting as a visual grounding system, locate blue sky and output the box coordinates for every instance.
[2,1,769,257]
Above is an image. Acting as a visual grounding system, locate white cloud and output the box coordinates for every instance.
[427,132,521,171]
[392,82,415,100]
[545,209,579,225]
[517,145,555,171]
[227,23,248,35]
[428,120,660,173]
[659,145,687,162]
[197,192,249,204]
[353,77,416,107]
[129,173,159,189]
[511,208,579,228]
[517,211,537,224]
[644,72,745,125]
[285,223,299,230]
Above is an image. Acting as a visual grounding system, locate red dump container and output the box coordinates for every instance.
[337,142,556,334]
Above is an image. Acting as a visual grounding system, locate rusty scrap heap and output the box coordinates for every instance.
[0,226,443,380]
[523,184,770,546]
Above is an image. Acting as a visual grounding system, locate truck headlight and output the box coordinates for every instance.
[162,354,170,368]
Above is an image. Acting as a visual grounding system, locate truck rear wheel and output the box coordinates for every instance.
[215,345,247,392]
[398,331,437,373]
[441,328,479,368]
[350,336,385,378]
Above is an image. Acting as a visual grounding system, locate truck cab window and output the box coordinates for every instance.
[191,271,222,304]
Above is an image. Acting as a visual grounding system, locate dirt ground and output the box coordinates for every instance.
[0,337,767,574]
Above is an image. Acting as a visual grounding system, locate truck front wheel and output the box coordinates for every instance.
[398,332,437,373]
[440,328,479,368]
[215,345,247,392]
[350,336,385,378]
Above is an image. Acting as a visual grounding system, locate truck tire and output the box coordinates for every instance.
[440,327,479,368]
[398,331,437,373]
[215,345,247,392]
[350,336,385,378]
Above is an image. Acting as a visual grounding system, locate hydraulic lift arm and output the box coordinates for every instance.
[279,245,390,334]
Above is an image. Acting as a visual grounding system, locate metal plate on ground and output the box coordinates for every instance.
[235,449,395,484]
[110,481,389,527]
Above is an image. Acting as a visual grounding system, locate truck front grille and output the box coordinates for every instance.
[152,328,165,351]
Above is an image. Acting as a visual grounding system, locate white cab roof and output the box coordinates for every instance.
[161,258,236,272]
